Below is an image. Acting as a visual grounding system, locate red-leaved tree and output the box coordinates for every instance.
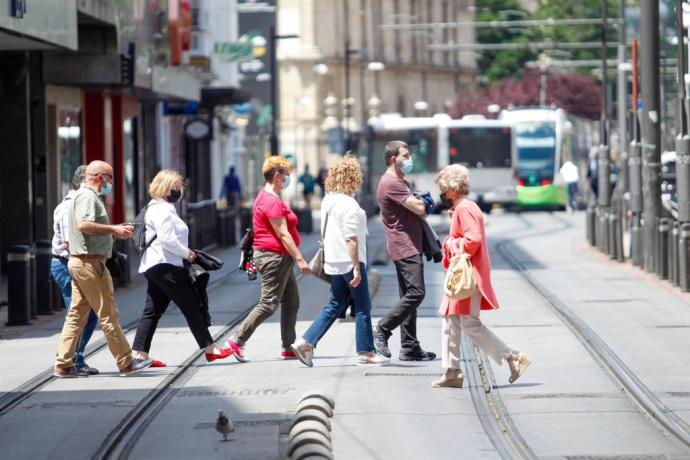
[450,70,602,120]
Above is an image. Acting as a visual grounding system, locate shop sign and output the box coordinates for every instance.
[185,119,210,140]
[214,42,253,63]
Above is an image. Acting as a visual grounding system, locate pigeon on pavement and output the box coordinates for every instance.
[215,410,234,441]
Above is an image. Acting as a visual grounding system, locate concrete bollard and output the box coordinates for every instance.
[28,246,37,319]
[291,409,331,431]
[658,219,671,280]
[298,390,335,410]
[295,398,334,418]
[216,208,228,247]
[6,245,32,326]
[287,431,333,456]
[607,211,617,259]
[679,223,690,291]
[34,240,53,315]
[288,420,332,443]
[671,221,680,286]
[289,443,333,460]
[285,390,336,460]
[586,203,596,246]
[631,215,643,267]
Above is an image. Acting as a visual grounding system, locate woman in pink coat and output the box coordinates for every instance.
[432,164,531,388]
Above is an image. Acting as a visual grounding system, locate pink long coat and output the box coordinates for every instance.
[438,199,500,316]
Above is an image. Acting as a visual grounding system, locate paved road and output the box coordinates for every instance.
[2,211,690,459]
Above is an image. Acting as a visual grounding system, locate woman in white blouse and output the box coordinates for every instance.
[291,156,389,366]
[132,170,233,365]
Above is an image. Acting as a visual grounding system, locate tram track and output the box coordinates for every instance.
[491,212,690,452]
[0,263,244,419]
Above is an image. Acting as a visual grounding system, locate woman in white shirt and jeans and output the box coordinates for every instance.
[132,170,232,365]
[291,156,389,366]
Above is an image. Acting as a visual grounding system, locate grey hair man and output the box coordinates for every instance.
[50,165,101,375]
[53,160,152,378]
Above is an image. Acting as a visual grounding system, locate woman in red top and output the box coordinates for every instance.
[432,164,531,388]
[224,156,310,361]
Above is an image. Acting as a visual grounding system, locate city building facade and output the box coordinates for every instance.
[276,0,477,204]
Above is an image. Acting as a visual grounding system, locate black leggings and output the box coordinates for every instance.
[132,263,214,353]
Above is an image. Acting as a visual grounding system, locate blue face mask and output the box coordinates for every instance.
[101,182,113,196]
[399,158,414,175]
[282,175,291,189]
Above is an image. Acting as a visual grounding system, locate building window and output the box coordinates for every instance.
[442,0,450,67]
[393,0,401,64]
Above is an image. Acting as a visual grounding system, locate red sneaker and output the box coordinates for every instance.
[205,347,234,363]
[280,349,297,360]
[225,339,249,363]
[151,359,167,368]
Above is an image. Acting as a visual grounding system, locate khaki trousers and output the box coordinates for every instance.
[235,250,299,349]
[54,257,132,371]
[441,291,513,370]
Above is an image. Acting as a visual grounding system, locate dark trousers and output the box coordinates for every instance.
[133,263,214,353]
[377,254,425,350]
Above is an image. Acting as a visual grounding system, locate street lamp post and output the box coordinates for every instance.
[639,0,662,273]
[269,26,298,156]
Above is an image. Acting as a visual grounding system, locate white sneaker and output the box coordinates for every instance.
[356,353,390,366]
[291,339,313,367]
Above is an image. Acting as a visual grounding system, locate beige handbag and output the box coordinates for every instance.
[308,211,331,283]
[443,253,476,300]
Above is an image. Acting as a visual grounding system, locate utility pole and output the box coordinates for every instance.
[639,0,662,273]
[268,26,298,156]
[596,1,611,255]
[675,0,690,290]
[617,0,627,195]
[597,1,610,207]
[629,39,644,267]
[343,0,351,153]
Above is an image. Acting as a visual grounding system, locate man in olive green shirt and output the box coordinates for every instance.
[54,160,153,378]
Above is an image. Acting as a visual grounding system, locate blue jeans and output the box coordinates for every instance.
[51,258,98,368]
[302,263,375,354]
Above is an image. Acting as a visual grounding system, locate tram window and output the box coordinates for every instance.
[448,127,512,168]
[514,121,556,180]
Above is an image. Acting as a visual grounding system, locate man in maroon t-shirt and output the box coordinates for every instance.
[374,141,436,361]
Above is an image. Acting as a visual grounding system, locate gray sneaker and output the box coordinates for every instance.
[373,328,391,358]
[76,362,99,375]
[120,357,153,377]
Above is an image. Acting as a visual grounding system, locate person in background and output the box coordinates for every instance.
[53,160,152,378]
[317,165,328,198]
[559,159,580,212]
[291,156,389,367]
[220,166,242,212]
[50,165,99,376]
[587,146,599,201]
[223,156,311,362]
[299,164,316,208]
[433,164,531,388]
[131,170,234,366]
[373,140,437,362]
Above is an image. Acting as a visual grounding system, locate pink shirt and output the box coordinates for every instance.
[252,189,301,254]
[438,199,499,316]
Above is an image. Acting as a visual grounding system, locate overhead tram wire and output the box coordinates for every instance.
[380,17,620,31]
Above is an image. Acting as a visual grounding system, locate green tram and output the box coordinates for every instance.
[499,108,595,209]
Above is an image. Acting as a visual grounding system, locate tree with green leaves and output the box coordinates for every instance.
[475,0,534,84]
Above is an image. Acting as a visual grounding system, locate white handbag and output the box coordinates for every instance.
[443,253,476,300]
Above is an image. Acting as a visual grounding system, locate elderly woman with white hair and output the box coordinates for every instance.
[432,164,531,388]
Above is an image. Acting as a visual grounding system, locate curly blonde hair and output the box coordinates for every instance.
[261,156,291,182]
[325,155,362,195]
[149,169,184,199]
[436,164,470,196]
